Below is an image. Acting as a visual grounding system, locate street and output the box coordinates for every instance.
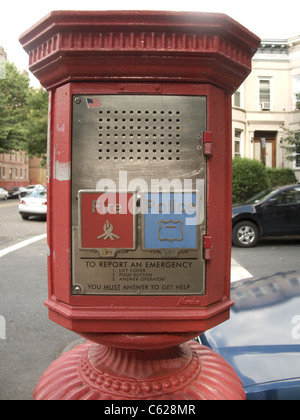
[0,200,300,400]
[0,201,78,400]
[232,236,300,279]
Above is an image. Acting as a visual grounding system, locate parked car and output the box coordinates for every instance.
[18,189,47,220]
[25,184,44,194]
[7,186,27,199]
[199,271,300,400]
[0,187,8,200]
[232,184,300,247]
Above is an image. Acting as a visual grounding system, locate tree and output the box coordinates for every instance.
[24,87,48,165]
[0,60,48,165]
[281,129,300,167]
[281,93,300,166]
[0,61,29,152]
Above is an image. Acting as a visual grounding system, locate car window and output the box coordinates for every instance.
[28,190,46,198]
[274,187,300,205]
[245,188,276,204]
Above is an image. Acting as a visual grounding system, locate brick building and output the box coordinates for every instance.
[0,46,46,189]
[0,150,29,188]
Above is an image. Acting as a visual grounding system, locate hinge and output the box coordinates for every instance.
[203,235,213,260]
[203,131,213,157]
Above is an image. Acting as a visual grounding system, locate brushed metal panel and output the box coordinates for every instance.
[71,94,207,295]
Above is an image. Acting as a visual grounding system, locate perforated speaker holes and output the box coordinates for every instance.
[98,109,181,162]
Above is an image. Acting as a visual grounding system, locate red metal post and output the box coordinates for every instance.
[20,11,260,400]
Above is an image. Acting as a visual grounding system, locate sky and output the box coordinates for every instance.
[1,0,300,86]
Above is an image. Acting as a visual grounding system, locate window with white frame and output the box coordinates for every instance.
[234,129,243,157]
[295,152,300,169]
[233,85,243,108]
[259,78,272,110]
[234,90,241,108]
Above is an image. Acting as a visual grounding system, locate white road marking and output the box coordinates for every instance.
[0,235,252,284]
[0,234,47,258]
[231,258,253,282]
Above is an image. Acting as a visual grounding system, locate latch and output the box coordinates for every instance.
[203,131,213,157]
[203,235,213,260]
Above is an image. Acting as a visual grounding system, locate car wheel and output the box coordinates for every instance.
[232,221,259,248]
[21,214,29,220]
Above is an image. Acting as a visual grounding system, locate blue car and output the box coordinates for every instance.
[200,271,300,400]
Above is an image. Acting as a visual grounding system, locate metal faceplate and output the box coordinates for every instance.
[71,94,207,296]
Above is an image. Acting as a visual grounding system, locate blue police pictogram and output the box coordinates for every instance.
[143,192,198,249]
[158,220,184,242]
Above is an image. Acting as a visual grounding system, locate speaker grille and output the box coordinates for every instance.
[98,109,182,161]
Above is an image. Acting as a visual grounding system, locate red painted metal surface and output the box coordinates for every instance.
[20,11,259,399]
[41,82,236,347]
[34,340,245,400]
[19,11,260,92]
[19,11,260,346]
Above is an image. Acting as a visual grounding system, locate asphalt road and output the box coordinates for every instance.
[0,199,299,400]
[0,201,78,400]
[232,236,300,278]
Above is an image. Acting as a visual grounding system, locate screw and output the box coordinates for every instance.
[74,286,81,294]
[74,97,81,104]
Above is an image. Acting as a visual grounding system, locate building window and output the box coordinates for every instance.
[9,168,12,180]
[295,134,300,169]
[234,129,243,157]
[2,167,5,178]
[259,78,271,110]
[293,75,300,110]
[234,90,241,108]
[233,85,243,108]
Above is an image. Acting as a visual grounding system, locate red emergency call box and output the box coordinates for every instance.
[20,11,260,350]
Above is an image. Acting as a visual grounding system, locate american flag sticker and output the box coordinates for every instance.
[86,97,103,108]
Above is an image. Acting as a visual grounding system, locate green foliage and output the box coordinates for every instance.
[281,128,300,163]
[24,87,48,163]
[281,93,300,164]
[0,61,30,151]
[233,157,298,203]
[232,157,270,204]
[0,61,48,163]
[265,167,297,187]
